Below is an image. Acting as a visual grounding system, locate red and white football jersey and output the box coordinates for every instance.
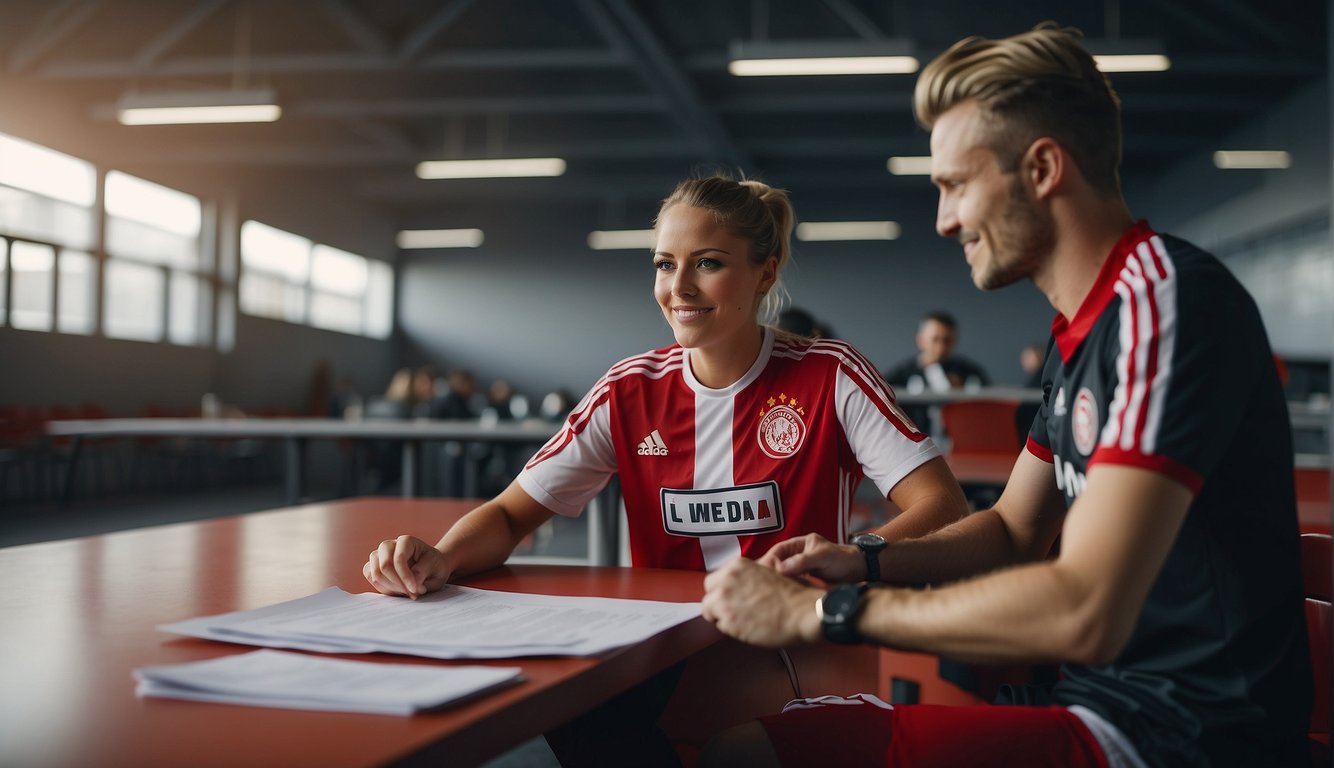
[518,329,939,570]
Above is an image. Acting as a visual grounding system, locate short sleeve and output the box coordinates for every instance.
[1087,242,1264,494]
[836,362,941,498]
[517,379,618,516]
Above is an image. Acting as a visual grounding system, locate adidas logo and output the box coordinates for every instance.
[1052,387,1068,417]
[637,429,669,456]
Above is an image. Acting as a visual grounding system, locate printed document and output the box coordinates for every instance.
[160,586,702,658]
[135,649,522,715]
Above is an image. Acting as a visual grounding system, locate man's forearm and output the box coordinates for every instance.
[880,507,1031,586]
[859,560,1103,665]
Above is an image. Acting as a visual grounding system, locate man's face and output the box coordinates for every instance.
[930,101,1054,291]
[916,319,955,365]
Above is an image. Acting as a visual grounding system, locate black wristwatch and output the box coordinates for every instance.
[852,532,887,582]
[818,583,869,645]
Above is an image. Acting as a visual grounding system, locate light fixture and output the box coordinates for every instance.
[588,229,657,251]
[1213,150,1291,170]
[415,158,566,179]
[116,88,282,125]
[728,40,918,77]
[796,221,900,241]
[887,156,932,176]
[1084,39,1171,73]
[396,229,485,249]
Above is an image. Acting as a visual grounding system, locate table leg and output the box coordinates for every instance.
[401,441,418,498]
[284,437,307,505]
[59,435,84,506]
[587,477,622,566]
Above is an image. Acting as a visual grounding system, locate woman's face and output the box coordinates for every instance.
[653,204,776,356]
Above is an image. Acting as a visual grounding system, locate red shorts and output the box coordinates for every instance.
[758,695,1108,768]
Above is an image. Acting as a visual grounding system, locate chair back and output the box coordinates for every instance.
[1301,533,1331,757]
[940,400,1021,455]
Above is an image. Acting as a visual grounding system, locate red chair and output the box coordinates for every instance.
[940,399,1021,455]
[1301,533,1331,765]
[1297,468,1332,535]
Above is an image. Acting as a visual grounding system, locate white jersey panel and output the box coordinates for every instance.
[835,366,942,499]
[517,401,616,517]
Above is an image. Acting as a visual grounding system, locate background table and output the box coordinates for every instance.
[0,497,719,768]
[46,417,561,504]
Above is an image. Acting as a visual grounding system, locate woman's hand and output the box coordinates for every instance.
[363,535,454,599]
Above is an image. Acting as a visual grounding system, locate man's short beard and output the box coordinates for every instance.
[977,175,1053,291]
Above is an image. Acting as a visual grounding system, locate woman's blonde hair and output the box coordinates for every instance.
[914,22,1124,196]
[656,175,794,324]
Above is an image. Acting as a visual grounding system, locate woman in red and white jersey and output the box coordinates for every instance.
[364,175,966,592]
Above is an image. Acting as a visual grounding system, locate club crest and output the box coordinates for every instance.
[757,395,807,459]
[1072,387,1099,456]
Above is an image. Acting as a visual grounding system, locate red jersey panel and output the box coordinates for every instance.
[520,329,938,570]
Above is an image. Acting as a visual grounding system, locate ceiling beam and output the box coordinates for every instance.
[578,0,752,169]
[821,0,885,40]
[397,0,478,61]
[294,94,665,118]
[318,0,391,55]
[131,0,229,71]
[36,48,625,79]
[6,0,103,73]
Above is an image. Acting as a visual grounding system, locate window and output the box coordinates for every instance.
[104,171,207,345]
[240,220,392,338]
[104,260,165,341]
[57,250,96,335]
[0,238,7,323]
[9,240,54,331]
[0,133,96,250]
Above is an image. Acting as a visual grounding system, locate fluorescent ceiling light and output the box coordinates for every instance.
[796,221,900,241]
[887,156,932,176]
[588,229,656,250]
[728,40,917,76]
[1092,54,1171,72]
[1213,150,1292,169]
[396,229,485,249]
[415,158,566,179]
[1084,39,1171,73]
[117,89,281,125]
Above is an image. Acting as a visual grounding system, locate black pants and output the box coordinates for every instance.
[544,662,686,767]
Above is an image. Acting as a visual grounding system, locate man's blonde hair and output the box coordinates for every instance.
[914,22,1124,195]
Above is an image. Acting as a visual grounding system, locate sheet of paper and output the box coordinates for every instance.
[160,586,702,659]
[135,649,522,715]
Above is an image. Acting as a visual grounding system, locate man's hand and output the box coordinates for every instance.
[757,532,865,583]
[702,558,822,648]
[363,534,454,599]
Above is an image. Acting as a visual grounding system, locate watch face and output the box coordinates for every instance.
[823,584,863,620]
[852,533,887,551]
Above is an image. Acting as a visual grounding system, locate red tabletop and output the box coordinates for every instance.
[0,498,718,768]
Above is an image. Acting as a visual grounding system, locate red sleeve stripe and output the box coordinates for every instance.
[1101,235,1177,458]
[526,385,611,468]
[773,341,920,438]
[527,355,683,469]
[779,339,899,410]
[1025,435,1054,463]
[1089,446,1202,495]
[607,347,679,378]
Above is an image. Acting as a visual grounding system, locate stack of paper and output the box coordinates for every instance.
[160,585,702,659]
[135,649,523,715]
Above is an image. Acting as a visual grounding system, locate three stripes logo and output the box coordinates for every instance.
[637,429,669,456]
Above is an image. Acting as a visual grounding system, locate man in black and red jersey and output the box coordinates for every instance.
[699,22,1311,768]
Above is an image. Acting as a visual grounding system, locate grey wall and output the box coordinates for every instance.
[396,193,1057,403]
[1138,78,1332,360]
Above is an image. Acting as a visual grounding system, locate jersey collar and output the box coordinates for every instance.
[683,326,774,397]
[1051,219,1157,362]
